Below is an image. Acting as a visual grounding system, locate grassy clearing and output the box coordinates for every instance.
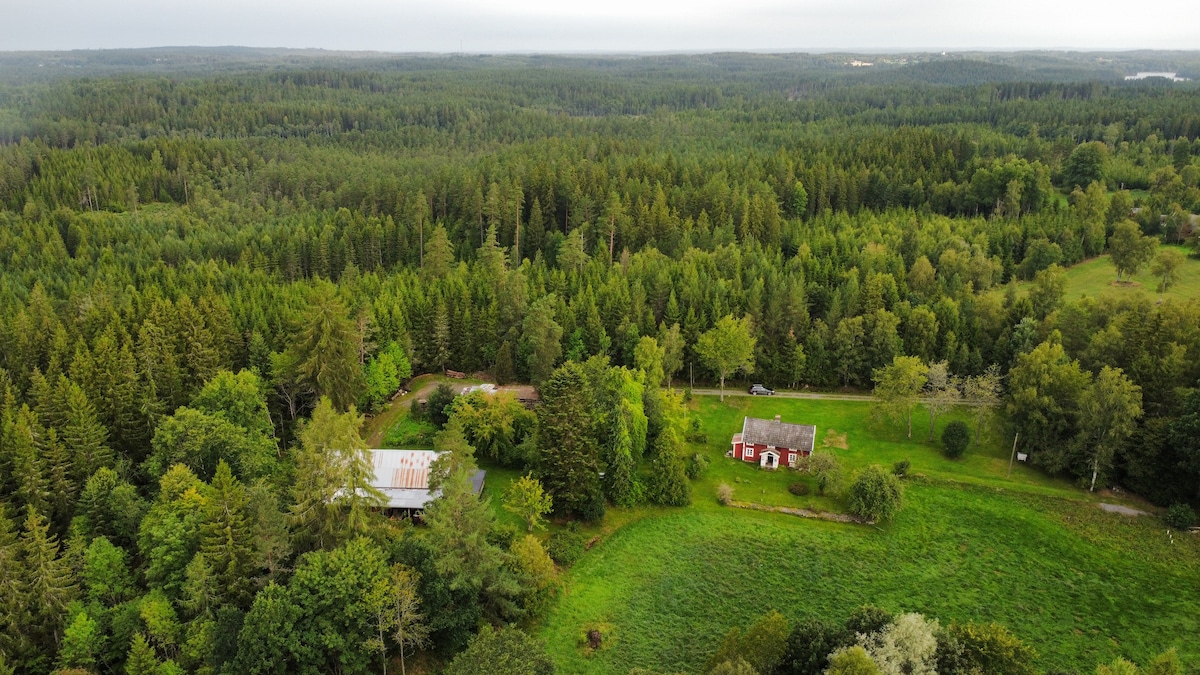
[686,395,1084,510]
[380,413,439,448]
[992,244,1200,304]
[536,394,1200,674]
[539,487,1200,674]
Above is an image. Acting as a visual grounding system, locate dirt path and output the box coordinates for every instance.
[361,375,534,448]
[1098,503,1150,517]
[361,375,451,447]
[687,387,986,405]
[728,500,866,524]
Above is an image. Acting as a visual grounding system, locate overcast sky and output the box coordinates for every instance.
[3,0,1198,52]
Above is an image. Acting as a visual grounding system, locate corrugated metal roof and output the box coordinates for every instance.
[367,450,485,510]
[742,416,816,454]
[371,449,438,489]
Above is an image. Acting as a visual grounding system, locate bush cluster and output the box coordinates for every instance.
[547,525,587,567]
[1164,503,1197,530]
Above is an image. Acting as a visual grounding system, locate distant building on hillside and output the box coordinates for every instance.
[1124,72,1191,82]
[366,449,485,517]
[729,415,816,469]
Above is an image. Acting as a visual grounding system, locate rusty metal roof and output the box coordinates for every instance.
[372,449,438,489]
[367,449,485,510]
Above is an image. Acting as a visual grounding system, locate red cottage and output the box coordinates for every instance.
[729,415,816,469]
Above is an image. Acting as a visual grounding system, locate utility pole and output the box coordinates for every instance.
[1007,432,1019,478]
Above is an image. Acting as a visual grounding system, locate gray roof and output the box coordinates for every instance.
[742,416,816,454]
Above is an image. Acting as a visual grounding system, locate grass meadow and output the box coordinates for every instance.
[993,244,1200,304]
[536,394,1200,674]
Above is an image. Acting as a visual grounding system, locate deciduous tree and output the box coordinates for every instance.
[1150,247,1185,302]
[503,474,553,532]
[695,315,756,401]
[1077,366,1142,492]
[1107,221,1157,282]
[443,626,554,675]
[871,356,928,439]
[847,466,903,522]
[963,365,1002,443]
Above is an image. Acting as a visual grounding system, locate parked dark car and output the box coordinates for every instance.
[748,384,775,396]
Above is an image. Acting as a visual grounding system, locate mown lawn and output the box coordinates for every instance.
[535,394,1200,674]
[687,394,1087,510]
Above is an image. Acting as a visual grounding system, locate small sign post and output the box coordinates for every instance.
[1007,432,1020,478]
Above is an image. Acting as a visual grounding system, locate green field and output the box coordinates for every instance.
[536,395,1200,674]
[998,245,1200,304]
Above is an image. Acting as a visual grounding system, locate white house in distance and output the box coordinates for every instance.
[367,449,486,517]
[1124,72,1191,82]
[729,415,817,469]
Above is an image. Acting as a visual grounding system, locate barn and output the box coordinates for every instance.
[367,449,486,517]
[729,415,817,469]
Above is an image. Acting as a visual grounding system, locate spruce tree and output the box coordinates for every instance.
[288,284,363,412]
[18,506,77,648]
[200,461,255,608]
[28,369,65,432]
[0,507,23,661]
[493,341,516,385]
[9,407,49,514]
[645,389,692,506]
[61,380,113,484]
[125,633,162,675]
[40,427,76,529]
[535,363,603,520]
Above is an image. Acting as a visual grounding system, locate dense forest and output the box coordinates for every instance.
[0,50,1199,675]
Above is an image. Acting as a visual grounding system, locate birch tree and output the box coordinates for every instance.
[1078,366,1142,492]
[923,361,961,442]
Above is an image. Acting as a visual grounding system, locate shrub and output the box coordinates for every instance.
[685,452,709,479]
[892,459,910,477]
[578,489,607,522]
[717,483,734,505]
[1164,503,1197,530]
[444,626,555,675]
[788,482,810,496]
[426,383,457,429]
[408,397,423,421]
[684,417,708,444]
[847,465,904,522]
[940,621,1038,675]
[547,525,586,567]
[942,421,971,458]
[487,522,520,549]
